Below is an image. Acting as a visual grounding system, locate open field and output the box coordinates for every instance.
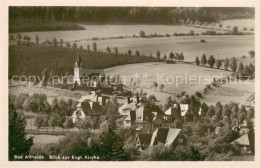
[9,81,87,103]
[105,62,231,103]
[105,62,254,105]
[9,19,254,61]
[201,79,255,105]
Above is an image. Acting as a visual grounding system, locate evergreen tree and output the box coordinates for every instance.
[208,55,216,68]
[9,104,33,160]
[216,59,222,69]
[201,54,207,66]
[230,57,237,72]
[224,58,230,70]
[99,127,125,160]
[195,56,200,66]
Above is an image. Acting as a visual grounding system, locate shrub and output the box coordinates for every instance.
[206,84,211,90]
[195,91,203,98]
[139,30,146,38]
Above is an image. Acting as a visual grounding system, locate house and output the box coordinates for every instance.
[164,104,182,122]
[118,97,138,115]
[78,91,109,106]
[231,133,254,154]
[150,128,187,146]
[135,134,153,150]
[71,91,106,123]
[152,115,169,131]
[134,106,153,133]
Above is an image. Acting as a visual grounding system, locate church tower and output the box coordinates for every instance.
[74,53,83,84]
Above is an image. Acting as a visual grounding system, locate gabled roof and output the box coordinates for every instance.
[232,134,250,146]
[150,128,182,146]
[137,134,152,146]
[164,107,182,121]
[80,101,104,116]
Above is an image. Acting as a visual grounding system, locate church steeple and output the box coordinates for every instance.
[75,52,82,68]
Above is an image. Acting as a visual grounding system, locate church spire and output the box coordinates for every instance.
[76,52,82,68]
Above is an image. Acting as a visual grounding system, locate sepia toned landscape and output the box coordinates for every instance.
[9,7,255,161]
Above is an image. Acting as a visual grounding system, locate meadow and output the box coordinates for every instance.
[104,62,254,105]
[9,19,254,61]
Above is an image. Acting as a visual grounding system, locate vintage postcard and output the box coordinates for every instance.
[1,0,259,168]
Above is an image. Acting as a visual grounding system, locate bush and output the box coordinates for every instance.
[195,92,203,98]
[139,30,146,38]
[165,59,175,64]
[206,84,211,90]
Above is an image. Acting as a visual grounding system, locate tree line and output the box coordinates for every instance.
[10,7,254,25]
[195,53,255,78]
[9,37,161,78]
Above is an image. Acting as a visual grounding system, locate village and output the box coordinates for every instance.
[8,7,255,161]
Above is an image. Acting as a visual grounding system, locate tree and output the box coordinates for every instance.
[35,35,39,45]
[72,43,77,49]
[139,30,146,38]
[34,116,44,131]
[159,83,164,91]
[195,57,200,66]
[135,50,140,56]
[247,107,254,121]
[99,127,125,160]
[9,104,33,160]
[230,57,237,72]
[169,52,175,60]
[224,58,230,70]
[153,81,158,90]
[52,37,58,46]
[60,39,63,47]
[66,42,71,48]
[156,50,161,60]
[92,42,97,52]
[207,105,215,118]
[87,44,90,51]
[114,47,118,54]
[201,54,207,66]
[208,55,216,68]
[128,49,132,55]
[63,117,74,132]
[106,46,111,53]
[237,62,244,72]
[232,26,238,35]
[49,114,60,133]
[248,50,255,58]
[216,59,222,69]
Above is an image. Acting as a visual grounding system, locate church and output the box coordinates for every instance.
[73,53,106,87]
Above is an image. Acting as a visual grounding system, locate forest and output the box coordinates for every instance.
[9,7,255,32]
[9,43,160,78]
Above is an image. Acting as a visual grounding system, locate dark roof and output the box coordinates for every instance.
[137,134,152,146]
[83,69,104,77]
[81,101,104,116]
[171,108,183,121]
[151,128,169,145]
[150,128,182,146]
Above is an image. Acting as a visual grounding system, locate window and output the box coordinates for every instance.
[178,139,183,143]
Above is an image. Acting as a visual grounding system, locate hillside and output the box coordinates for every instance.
[9,44,160,78]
